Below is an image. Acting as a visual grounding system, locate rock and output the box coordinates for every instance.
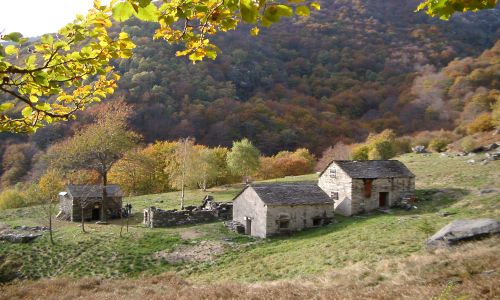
[467,159,475,164]
[485,152,500,161]
[480,160,489,165]
[438,211,454,217]
[13,225,49,231]
[0,233,42,243]
[426,219,500,248]
[480,188,497,195]
[224,220,245,234]
[412,145,426,154]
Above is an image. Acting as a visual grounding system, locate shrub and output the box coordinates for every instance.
[461,136,476,153]
[394,138,412,155]
[0,188,28,210]
[428,138,449,152]
[351,145,369,160]
[466,113,494,134]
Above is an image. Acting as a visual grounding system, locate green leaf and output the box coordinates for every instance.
[296,6,310,16]
[21,106,33,117]
[134,3,158,22]
[112,2,135,22]
[0,102,14,111]
[276,5,293,17]
[240,0,258,23]
[29,95,39,103]
[4,45,18,56]
[138,0,151,8]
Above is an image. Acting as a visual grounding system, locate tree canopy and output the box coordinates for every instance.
[0,0,497,133]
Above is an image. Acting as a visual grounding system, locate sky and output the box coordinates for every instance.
[0,0,110,37]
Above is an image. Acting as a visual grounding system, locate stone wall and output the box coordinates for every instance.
[232,188,268,238]
[70,197,122,222]
[351,177,415,214]
[318,162,415,216]
[318,163,353,216]
[265,203,334,236]
[144,198,232,228]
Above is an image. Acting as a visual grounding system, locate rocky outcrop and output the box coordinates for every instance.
[412,145,426,153]
[426,219,500,248]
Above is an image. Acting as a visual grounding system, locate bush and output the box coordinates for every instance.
[466,113,494,134]
[394,138,412,155]
[428,138,449,152]
[461,136,476,153]
[0,188,29,210]
[351,145,369,160]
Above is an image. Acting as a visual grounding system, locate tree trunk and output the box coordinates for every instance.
[126,214,129,233]
[181,185,185,210]
[101,173,108,223]
[119,209,124,237]
[81,205,86,233]
[48,202,54,245]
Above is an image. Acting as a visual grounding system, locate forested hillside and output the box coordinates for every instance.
[106,0,499,154]
[0,0,499,163]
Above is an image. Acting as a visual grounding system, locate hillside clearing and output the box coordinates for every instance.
[0,153,498,292]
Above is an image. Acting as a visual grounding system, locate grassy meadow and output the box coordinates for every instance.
[0,153,498,298]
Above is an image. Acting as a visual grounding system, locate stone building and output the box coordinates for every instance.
[58,185,123,222]
[318,160,415,216]
[232,183,334,238]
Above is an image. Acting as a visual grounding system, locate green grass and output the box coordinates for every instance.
[0,153,498,283]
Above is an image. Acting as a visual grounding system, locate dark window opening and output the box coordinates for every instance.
[330,168,337,178]
[312,218,322,226]
[331,192,339,200]
[279,220,289,229]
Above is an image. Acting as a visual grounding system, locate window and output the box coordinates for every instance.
[330,192,339,200]
[312,218,322,226]
[279,220,289,229]
[330,168,337,178]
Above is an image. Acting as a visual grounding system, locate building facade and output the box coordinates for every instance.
[318,160,415,216]
[232,183,334,238]
[58,185,123,222]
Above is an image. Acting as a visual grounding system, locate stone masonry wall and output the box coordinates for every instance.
[265,204,334,236]
[351,177,415,214]
[232,188,268,238]
[144,199,232,228]
[318,163,353,216]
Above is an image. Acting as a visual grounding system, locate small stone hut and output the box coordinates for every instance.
[58,185,123,222]
[232,183,334,238]
[318,160,415,216]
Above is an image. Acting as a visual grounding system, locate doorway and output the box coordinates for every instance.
[245,218,252,235]
[379,192,388,208]
[92,207,101,220]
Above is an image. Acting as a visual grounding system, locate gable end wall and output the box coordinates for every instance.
[318,162,353,216]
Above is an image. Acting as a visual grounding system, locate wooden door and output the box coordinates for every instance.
[379,192,388,208]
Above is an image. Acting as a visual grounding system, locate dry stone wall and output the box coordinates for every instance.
[144,198,232,228]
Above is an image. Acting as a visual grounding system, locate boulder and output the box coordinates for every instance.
[0,233,42,243]
[426,219,500,248]
[412,145,426,154]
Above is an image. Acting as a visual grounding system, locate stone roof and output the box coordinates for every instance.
[323,160,414,179]
[66,185,123,198]
[240,183,333,206]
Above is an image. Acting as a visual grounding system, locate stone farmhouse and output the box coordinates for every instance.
[58,185,123,222]
[232,183,334,238]
[318,160,415,216]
